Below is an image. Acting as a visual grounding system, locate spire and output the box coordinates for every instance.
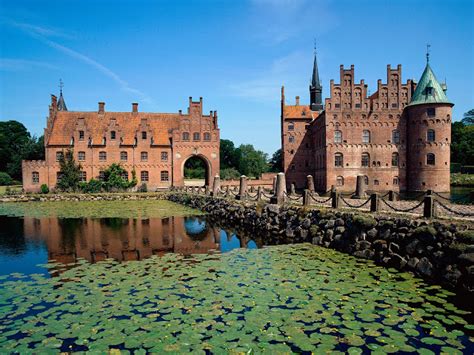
[408,54,452,107]
[309,40,323,111]
[57,79,68,111]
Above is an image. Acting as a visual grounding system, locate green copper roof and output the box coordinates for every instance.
[408,63,452,107]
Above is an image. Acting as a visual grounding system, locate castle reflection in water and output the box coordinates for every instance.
[22,216,257,265]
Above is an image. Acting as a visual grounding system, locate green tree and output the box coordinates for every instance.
[451,119,474,166]
[237,144,268,178]
[268,149,283,172]
[56,149,82,192]
[462,109,474,125]
[102,163,137,191]
[220,139,240,170]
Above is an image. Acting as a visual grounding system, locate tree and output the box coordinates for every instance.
[220,139,240,170]
[56,149,82,192]
[451,120,474,166]
[237,144,268,178]
[268,149,283,172]
[102,163,137,191]
[462,109,474,125]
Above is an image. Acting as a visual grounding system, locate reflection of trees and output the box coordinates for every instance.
[0,216,26,254]
[100,218,129,230]
[58,218,84,251]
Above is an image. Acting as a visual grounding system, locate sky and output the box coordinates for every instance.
[0,0,473,155]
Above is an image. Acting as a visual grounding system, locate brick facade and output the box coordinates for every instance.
[22,96,220,192]
[282,55,453,193]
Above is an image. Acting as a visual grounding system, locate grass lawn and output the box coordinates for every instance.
[0,185,22,194]
[0,199,203,219]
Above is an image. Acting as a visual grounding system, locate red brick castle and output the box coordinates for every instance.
[22,90,220,192]
[282,49,452,193]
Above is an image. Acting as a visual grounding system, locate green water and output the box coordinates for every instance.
[1,244,472,353]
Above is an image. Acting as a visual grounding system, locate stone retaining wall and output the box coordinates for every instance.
[167,192,474,295]
[0,193,167,203]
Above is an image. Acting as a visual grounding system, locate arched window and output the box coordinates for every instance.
[374,179,380,185]
[99,151,107,161]
[362,130,371,143]
[364,175,369,185]
[32,172,39,184]
[334,130,342,143]
[120,151,128,161]
[427,129,435,142]
[203,132,211,141]
[361,153,370,167]
[288,123,294,131]
[393,177,399,185]
[392,130,400,144]
[336,176,344,186]
[182,132,190,141]
[78,151,86,161]
[427,153,435,165]
[335,153,343,167]
[193,132,200,141]
[141,151,148,162]
[140,171,149,182]
[392,153,399,167]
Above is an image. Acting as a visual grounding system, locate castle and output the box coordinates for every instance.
[22,92,220,192]
[281,50,453,193]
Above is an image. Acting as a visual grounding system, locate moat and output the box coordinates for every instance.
[0,205,473,353]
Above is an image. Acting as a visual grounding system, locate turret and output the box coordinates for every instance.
[405,53,453,192]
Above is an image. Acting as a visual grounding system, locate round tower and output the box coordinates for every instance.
[406,62,453,193]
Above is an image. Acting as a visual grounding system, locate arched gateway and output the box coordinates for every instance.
[22,94,220,192]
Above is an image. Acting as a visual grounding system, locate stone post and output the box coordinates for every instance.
[303,189,311,206]
[236,175,248,200]
[353,175,367,199]
[205,186,209,195]
[307,175,315,192]
[257,186,263,201]
[290,183,296,195]
[370,193,379,212]
[388,190,396,201]
[272,176,277,194]
[270,172,286,205]
[423,195,436,218]
[331,188,339,209]
[211,175,220,197]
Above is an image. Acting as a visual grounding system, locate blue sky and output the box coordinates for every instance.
[0,0,473,155]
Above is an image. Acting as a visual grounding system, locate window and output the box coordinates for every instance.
[427,129,435,142]
[56,151,64,162]
[427,153,435,165]
[56,172,63,182]
[120,151,128,161]
[393,177,399,185]
[288,123,294,131]
[99,151,107,161]
[364,176,369,185]
[355,103,361,108]
[334,130,342,143]
[391,103,398,108]
[80,171,87,182]
[141,171,149,182]
[335,153,343,167]
[336,176,344,186]
[426,88,433,96]
[99,171,105,181]
[193,132,200,141]
[141,151,148,162]
[110,131,116,140]
[78,151,86,161]
[161,171,169,181]
[291,164,295,171]
[32,172,39,184]
[392,152,399,167]
[142,131,147,139]
[203,132,211,141]
[121,171,128,181]
[374,180,380,185]
[182,132,190,141]
[392,130,400,144]
[161,152,168,161]
[335,103,341,108]
[79,130,85,140]
[361,153,370,167]
[289,136,295,143]
[362,130,371,144]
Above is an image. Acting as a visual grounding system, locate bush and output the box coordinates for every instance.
[450,173,474,187]
[0,172,14,186]
[102,164,137,192]
[79,179,103,193]
[220,168,241,180]
[137,183,147,192]
[352,214,377,229]
[40,184,49,194]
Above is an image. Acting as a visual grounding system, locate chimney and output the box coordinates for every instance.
[132,103,138,113]
[98,102,105,113]
[295,96,300,105]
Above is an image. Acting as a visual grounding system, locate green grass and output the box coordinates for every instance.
[0,185,22,194]
[0,199,203,219]
[451,173,474,187]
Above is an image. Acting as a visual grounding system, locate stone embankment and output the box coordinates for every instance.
[0,193,167,202]
[167,192,474,295]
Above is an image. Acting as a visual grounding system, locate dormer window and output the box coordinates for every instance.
[426,87,433,95]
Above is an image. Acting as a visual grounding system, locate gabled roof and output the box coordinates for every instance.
[283,105,319,120]
[408,64,451,107]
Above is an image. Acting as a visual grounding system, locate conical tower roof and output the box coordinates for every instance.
[408,63,451,107]
[311,50,321,89]
[57,79,68,111]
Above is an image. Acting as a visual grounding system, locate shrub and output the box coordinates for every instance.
[40,184,49,194]
[352,214,377,229]
[137,183,147,192]
[456,230,474,243]
[220,168,241,180]
[102,163,136,192]
[0,172,14,186]
[79,179,103,193]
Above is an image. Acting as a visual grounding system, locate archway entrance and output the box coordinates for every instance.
[183,155,210,186]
